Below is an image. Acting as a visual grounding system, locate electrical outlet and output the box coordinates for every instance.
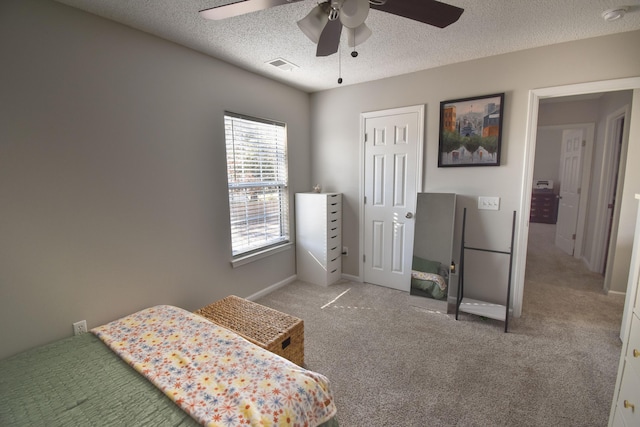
[73,320,88,336]
[478,196,500,210]
[342,246,348,256]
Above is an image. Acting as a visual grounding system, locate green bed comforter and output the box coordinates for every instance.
[0,333,198,426]
[0,333,338,427]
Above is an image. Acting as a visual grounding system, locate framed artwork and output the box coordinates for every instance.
[438,93,505,167]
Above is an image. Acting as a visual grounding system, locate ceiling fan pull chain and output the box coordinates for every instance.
[351,27,359,57]
[338,42,343,84]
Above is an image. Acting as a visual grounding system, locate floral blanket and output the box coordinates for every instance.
[92,305,336,427]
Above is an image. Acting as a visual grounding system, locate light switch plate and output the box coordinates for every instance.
[478,196,500,210]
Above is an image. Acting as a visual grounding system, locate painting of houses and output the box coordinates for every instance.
[438,93,504,166]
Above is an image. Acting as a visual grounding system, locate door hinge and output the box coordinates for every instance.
[364,196,367,204]
[577,188,581,195]
[363,254,366,263]
[364,133,368,143]
[572,234,576,240]
[582,140,586,147]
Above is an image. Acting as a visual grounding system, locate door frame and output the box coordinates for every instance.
[591,106,630,280]
[513,77,640,318]
[358,104,425,282]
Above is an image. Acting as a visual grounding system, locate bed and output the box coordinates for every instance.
[410,256,449,300]
[0,305,338,427]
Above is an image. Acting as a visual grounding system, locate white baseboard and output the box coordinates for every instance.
[608,289,626,296]
[247,273,361,302]
[341,273,361,282]
[246,275,297,301]
[581,255,604,274]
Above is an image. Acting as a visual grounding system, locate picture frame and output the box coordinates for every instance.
[438,93,505,167]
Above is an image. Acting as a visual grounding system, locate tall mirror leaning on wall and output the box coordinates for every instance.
[409,193,457,313]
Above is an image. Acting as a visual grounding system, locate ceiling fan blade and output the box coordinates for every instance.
[200,0,303,20]
[370,0,463,28]
[316,18,343,57]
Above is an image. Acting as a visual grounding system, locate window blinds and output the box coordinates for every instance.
[224,113,289,257]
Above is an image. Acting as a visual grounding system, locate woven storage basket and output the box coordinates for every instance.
[194,295,304,366]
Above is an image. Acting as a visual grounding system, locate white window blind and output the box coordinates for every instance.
[224,112,289,257]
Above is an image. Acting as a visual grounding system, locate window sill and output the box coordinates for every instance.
[230,242,294,269]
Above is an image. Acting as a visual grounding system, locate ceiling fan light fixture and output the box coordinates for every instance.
[340,0,370,28]
[347,23,372,47]
[297,4,329,44]
[601,7,627,21]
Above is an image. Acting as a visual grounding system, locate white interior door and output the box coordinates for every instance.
[555,128,584,255]
[362,106,423,291]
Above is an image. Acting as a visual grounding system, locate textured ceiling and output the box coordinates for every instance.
[54,0,640,92]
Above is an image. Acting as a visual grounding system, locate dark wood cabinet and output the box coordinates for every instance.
[530,191,558,224]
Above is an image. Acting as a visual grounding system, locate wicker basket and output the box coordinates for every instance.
[194,295,304,366]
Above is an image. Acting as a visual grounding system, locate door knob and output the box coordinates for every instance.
[406,212,413,219]
[624,400,635,411]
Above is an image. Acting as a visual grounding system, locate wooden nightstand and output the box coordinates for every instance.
[530,190,558,224]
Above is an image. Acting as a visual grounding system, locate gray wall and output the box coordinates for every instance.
[0,0,312,359]
[533,127,562,187]
[310,30,640,305]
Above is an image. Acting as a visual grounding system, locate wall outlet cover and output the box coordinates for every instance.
[73,320,88,336]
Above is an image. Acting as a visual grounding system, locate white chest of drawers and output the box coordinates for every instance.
[295,193,342,286]
[609,194,640,426]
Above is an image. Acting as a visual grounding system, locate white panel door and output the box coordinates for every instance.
[555,128,584,255]
[363,107,422,291]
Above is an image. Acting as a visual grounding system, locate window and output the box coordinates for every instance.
[224,112,289,258]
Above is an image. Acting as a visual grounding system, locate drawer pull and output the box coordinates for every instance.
[634,349,640,358]
[624,400,635,412]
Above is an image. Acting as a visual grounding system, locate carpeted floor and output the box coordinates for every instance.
[257,223,625,426]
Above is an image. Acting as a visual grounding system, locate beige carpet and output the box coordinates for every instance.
[257,223,625,426]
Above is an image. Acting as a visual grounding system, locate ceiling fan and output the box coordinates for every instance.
[199,0,464,57]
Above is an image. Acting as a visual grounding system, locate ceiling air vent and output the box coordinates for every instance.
[267,58,299,71]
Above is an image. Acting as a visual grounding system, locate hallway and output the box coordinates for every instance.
[522,222,624,327]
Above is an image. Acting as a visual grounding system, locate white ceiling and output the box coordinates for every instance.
[54,0,640,93]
